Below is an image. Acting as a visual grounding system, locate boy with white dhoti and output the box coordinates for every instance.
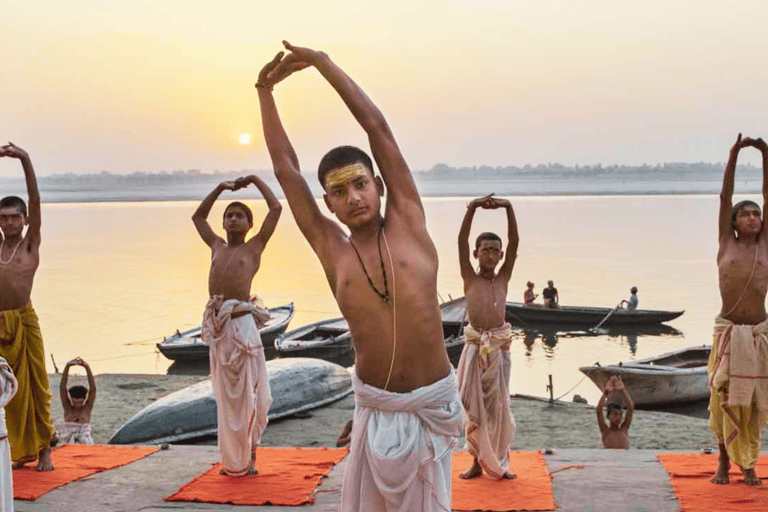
[711,133,768,486]
[192,175,282,476]
[457,195,519,480]
[257,42,463,510]
[59,357,96,445]
[0,357,18,512]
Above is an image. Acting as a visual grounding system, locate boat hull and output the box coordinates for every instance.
[108,357,352,445]
[506,302,683,327]
[579,346,710,407]
[156,303,295,362]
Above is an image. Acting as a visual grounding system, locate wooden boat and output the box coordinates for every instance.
[506,301,683,327]
[109,357,352,445]
[274,296,468,366]
[579,345,710,407]
[156,303,294,363]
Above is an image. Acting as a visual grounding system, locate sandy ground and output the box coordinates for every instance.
[48,373,768,450]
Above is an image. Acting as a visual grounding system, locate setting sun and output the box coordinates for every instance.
[238,133,251,145]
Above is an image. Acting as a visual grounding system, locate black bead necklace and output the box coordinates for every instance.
[349,222,390,305]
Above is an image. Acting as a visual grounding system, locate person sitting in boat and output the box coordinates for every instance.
[596,376,633,449]
[524,281,538,306]
[59,358,96,445]
[192,175,282,476]
[456,194,519,480]
[542,280,560,309]
[619,286,638,312]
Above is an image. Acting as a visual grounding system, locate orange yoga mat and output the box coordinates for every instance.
[657,453,768,512]
[165,447,348,506]
[452,451,557,511]
[13,444,160,501]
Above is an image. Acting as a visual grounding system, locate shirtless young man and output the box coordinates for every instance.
[192,175,281,476]
[257,42,463,511]
[0,143,55,471]
[710,133,768,486]
[59,357,96,444]
[595,376,633,449]
[456,194,518,480]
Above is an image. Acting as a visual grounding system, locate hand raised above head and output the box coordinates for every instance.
[257,49,312,90]
[743,137,768,152]
[219,181,241,191]
[730,133,743,153]
[0,142,28,159]
[489,198,511,209]
[282,41,327,65]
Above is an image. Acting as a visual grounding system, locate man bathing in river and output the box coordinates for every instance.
[456,194,519,480]
[0,143,56,471]
[710,133,768,486]
[192,175,282,476]
[257,42,463,510]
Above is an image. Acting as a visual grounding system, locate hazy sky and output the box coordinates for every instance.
[2,1,767,176]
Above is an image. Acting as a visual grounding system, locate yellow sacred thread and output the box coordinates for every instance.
[324,163,369,188]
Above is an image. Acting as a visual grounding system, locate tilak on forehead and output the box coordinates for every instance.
[324,163,370,189]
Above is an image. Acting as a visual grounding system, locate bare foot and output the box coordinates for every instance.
[12,460,26,470]
[459,460,483,479]
[247,451,258,476]
[502,471,517,479]
[711,447,730,484]
[219,469,227,476]
[36,446,54,472]
[742,467,762,486]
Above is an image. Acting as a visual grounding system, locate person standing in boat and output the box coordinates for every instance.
[192,175,282,476]
[257,42,463,511]
[620,286,638,312]
[542,280,560,309]
[710,133,768,486]
[456,194,519,480]
[0,143,56,472]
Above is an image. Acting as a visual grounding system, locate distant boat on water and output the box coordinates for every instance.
[579,346,710,408]
[156,303,295,363]
[506,302,683,327]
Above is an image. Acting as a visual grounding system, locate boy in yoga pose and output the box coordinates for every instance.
[59,357,96,444]
[596,376,633,449]
[456,194,519,479]
[192,175,281,476]
[710,133,768,485]
[0,143,56,471]
[258,42,463,510]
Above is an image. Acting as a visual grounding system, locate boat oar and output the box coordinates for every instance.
[589,302,623,333]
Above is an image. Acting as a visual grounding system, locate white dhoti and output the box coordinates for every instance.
[0,357,18,512]
[59,422,94,445]
[341,368,464,512]
[456,323,516,479]
[202,296,272,476]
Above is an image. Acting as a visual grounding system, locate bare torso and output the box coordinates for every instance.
[0,236,38,312]
[601,426,629,449]
[327,220,450,393]
[208,241,261,301]
[464,273,508,330]
[63,402,93,424]
[717,239,768,324]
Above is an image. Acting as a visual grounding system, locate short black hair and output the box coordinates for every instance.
[475,232,502,250]
[317,146,375,188]
[224,202,253,225]
[631,286,637,294]
[69,385,88,399]
[732,200,761,225]
[0,196,27,217]
[606,403,622,417]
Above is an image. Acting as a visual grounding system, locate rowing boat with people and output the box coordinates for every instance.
[506,302,683,327]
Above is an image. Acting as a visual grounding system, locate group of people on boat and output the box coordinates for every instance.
[2,41,768,512]
[524,282,638,312]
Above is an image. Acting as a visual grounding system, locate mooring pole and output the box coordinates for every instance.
[547,374,554,403]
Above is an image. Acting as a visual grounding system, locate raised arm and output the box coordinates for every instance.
[458,198,484,281]
[719,134,743,242]
[81,359,97,407]
[595,386,609,433]
[617,379,633,430]
[0,143,40,246]
[191,182,235,248]
[59,360,72,408]
[494,198,519,280]
[278,42,424,225]
[741,137,768,242]
[237,175,282,252]
[256,53,338,252]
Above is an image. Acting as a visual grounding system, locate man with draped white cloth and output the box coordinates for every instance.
[457,195,519,480]
[257,42,464,510]
[710,134,768,486]
[0,356,17,511]
[192,175,282,476]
